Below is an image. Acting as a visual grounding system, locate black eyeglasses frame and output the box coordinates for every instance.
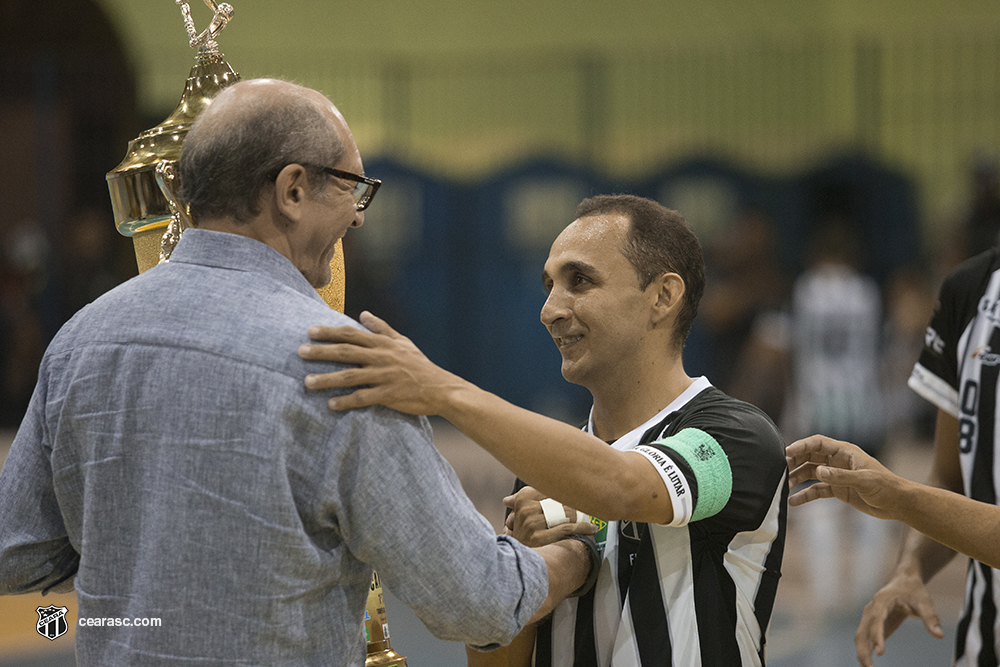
[319,166,381,211]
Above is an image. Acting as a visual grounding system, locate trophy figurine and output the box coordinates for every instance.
[105,0,345,310]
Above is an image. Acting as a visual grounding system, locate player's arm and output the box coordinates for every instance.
[891,409,965,582]
[787,433,1000,568]
[299,312,674,524]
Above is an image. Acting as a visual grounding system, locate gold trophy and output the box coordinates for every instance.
[105,0,345,310]
[365,572,408,666]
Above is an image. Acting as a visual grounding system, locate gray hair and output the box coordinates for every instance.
[179,84,345,223]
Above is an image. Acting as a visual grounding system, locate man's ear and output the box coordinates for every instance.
[651,272,686,326]
[273,163,312,223]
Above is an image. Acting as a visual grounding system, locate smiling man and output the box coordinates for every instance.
[300,194,788,666]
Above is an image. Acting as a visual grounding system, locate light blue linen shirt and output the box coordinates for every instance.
[0,229,546,665]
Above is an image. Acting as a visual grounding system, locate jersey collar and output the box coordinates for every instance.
[587,376,712,451]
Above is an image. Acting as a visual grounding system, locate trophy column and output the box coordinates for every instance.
[365,572,408,666]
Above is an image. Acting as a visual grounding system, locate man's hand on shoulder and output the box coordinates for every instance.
[299,311,467,415]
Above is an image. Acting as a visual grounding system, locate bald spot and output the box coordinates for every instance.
[193,78,347,141]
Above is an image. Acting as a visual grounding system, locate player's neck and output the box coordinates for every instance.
[588,354,692,442]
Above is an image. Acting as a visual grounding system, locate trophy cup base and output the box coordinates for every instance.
[365,649,407,667]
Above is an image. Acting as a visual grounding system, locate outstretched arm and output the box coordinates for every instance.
[299,312,672,524]
[787,433,1000,569]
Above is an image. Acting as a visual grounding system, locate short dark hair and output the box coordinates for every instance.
[575,194,705,347]
[179,87,345,223]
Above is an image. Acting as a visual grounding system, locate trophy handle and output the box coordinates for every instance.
[154,161,193,263]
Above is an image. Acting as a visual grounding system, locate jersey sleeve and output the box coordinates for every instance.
[908,252,995,417]
[640,400,785,531]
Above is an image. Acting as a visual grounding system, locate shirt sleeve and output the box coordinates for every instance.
[0,366,80,595]
[640,401,786,532]
[320,406,548,649]
[907,256,986,417]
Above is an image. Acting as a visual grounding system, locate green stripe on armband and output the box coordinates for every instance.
[652,428,732,522]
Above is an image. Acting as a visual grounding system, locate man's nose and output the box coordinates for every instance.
[540,289,570,327]
[351,208,364,228]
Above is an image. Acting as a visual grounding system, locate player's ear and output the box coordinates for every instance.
[651,272,685,326]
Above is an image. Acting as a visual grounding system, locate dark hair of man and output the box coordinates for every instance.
[575,194,706,349]
[179,93,346,223]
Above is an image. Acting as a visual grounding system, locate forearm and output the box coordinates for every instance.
[466,625,537,667]
[890,518,959,584]
[887,407,964,581]
[300,319,666,521]
[532,538,591,622]
[0,540,79,595]
[458,538,582,664]
[890,479,1000,570]
[437,380,657,521]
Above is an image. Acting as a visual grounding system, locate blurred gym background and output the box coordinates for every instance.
[2,0,998,664]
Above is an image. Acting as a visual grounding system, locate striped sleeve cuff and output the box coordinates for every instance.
[908,362,959,418]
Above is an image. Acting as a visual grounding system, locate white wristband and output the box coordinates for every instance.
[540,498,569,528]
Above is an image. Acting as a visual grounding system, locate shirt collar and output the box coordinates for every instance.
[166,228,326,305]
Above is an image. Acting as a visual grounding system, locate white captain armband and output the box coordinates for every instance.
[633,428,733,527]
[631,445,694,526]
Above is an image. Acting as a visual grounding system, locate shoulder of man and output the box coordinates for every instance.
[940,246,1000,306]
[666,387,783,452]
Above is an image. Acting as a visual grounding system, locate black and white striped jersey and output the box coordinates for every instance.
[517,377,787,667]
[909,248,1000,666]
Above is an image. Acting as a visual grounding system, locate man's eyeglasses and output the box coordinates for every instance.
[320,167,381,211]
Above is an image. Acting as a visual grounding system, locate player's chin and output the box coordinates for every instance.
[559,359,588,385]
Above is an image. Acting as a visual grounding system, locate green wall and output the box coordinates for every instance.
[97,1,1000,113]
[95,1,1000,233]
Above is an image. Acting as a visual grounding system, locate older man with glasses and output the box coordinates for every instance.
[0,78,590,666]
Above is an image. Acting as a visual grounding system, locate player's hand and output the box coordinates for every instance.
[299,311,465,415]
[854,571,944,667]
[786,435,901,521]
[503,487,597,548]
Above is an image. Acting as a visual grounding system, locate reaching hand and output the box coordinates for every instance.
[299,311,467,415]
[786,435,902,521]
[854,571,944,667]
[787,435,948,666]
